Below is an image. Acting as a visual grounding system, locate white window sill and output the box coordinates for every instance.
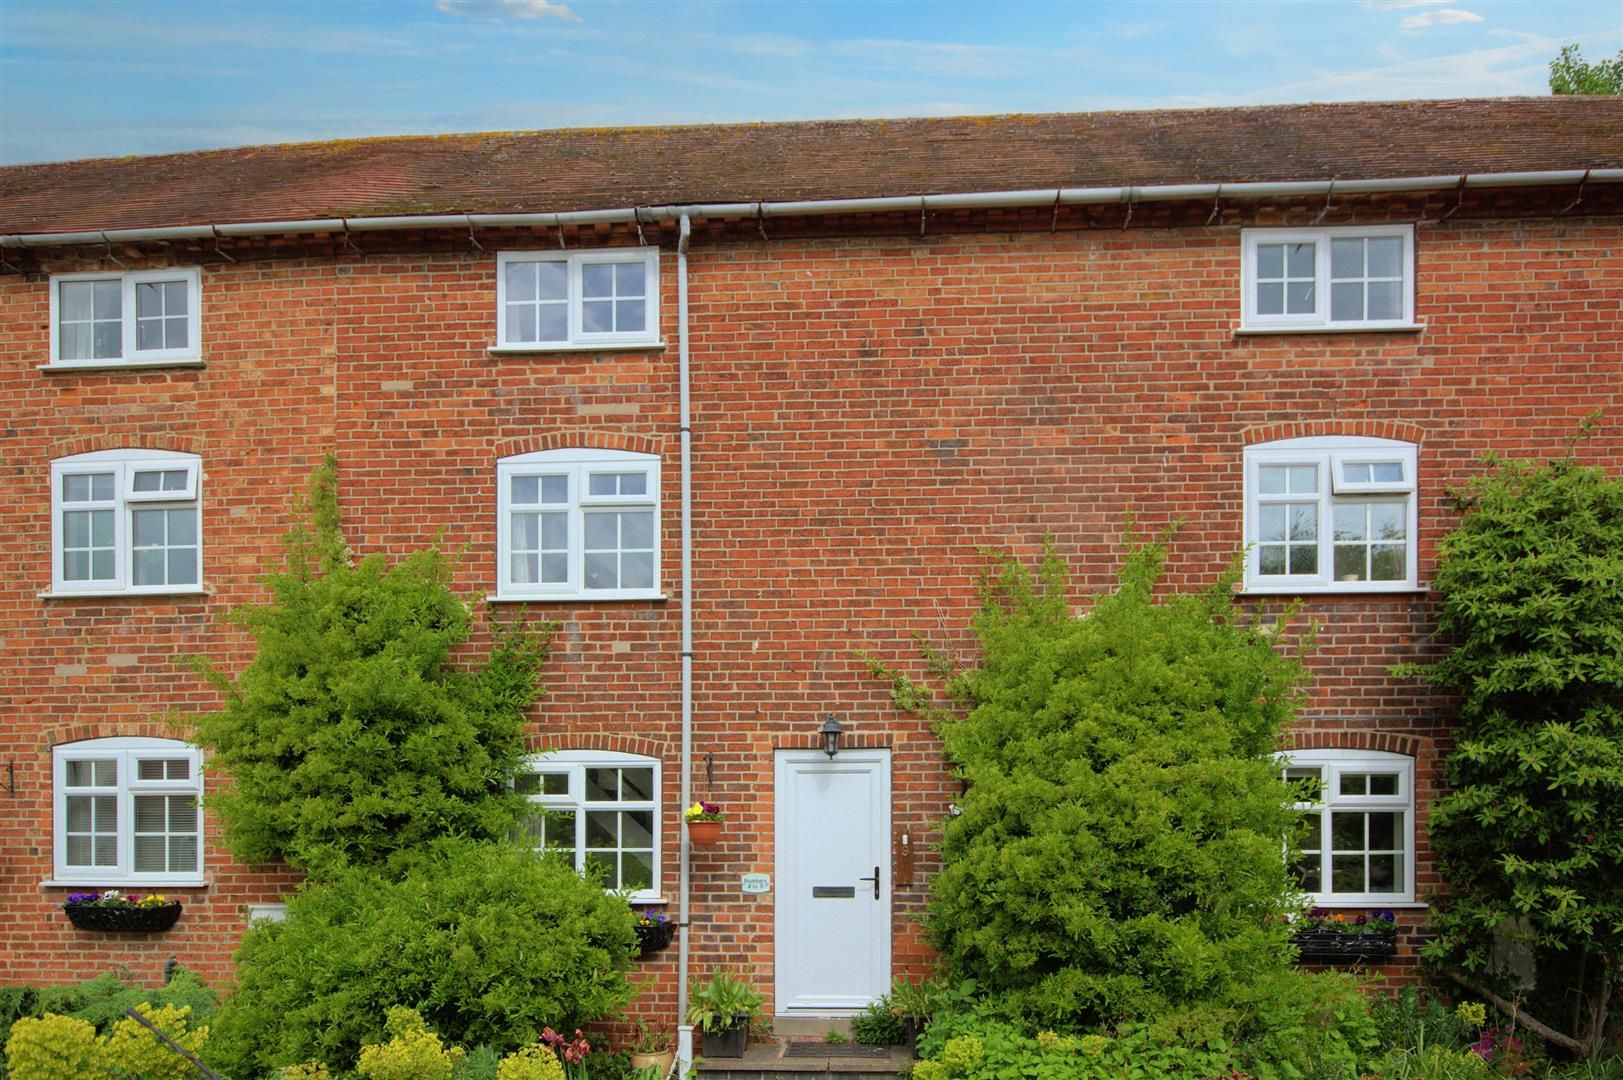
[40,587,211,600]
[40,357,207,373]
[1241,584,1428,597]
[43,878,207,889]
[1303,900,1427,910]
[487,592,668,604]
[1235,323,1425,337]
[488,339,666,356]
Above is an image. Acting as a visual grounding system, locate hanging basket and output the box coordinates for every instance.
[64,902,183,933]
[1290,929,1397,963]
[635,920,676,958]
[686,819,723,846]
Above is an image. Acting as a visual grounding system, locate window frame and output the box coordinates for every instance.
[495,448,661,601]
[514,750,662,902]
[1280,748,1415,905]
[52,737,205,887]
[1239,226,1417,332]
[47,268,203,368]
[49,449,204,597]
[1242,436,1418,594]
[494,249,660,351]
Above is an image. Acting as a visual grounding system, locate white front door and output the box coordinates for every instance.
[774,748,891,1015]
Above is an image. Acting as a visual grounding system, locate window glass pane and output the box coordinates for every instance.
[1286,281,1315,315]
[1287,465,1317,493]
[506,261,537,301]
[618,472,647,496]
[1333,504,1365,542]
[92,280,120,319]
[621,851,653,890]
[582,300,613,333]
[582,263,613,297]
[1331,811,1364,849]
[584,514,617,549]
[621,768,654,801]
[506,303,537,342]
[585,768,619,802]
[512,554,539,584]
[137,758,187,781]
[585,809,616,846]
[614,262,645,295]
[1367,237,1402,278]
[511,476,538,504]
[93,322,122,359]
[91,474,114,501]
[134,550,166,586]
[1371,462,1404,483]
[1329,237,1363,279]
[540,513,567,549]
[135,796,167,832]
[540,475,568,503]
[168,836,198,873]
[1286,242,1315,278]
[1339,773,1368,796]
[1343,463,1371,484]
[1369,773,1399,796]
[1333,543,1365,581]
[1368,854,1397,891]
[1256,282,1283,316]
[1367,280,1401,320]
[63,511,89,548]
[164,280,189,315]
[133,508,166,546]
[621,552,654,589]
[514,772,542,795]
[91,509,114,546]
[67,835,92,866]
[584,553,616,589]
[1258,546,1285,576]
[61,281,94,320]
[1330,281,1363,322]
[1292,853,1321,892]
[1287,544,1317,575]
[137,319,164,351]
[1258,504,1286,542]
[1256,244,1284,279]
[1284,768,1323,801]
[617,300,646,331]
[1331,854,1364,893]
[64,550,90,581]
[67,760,117,787]
[536,261,567,300]
[1288,504,1317,541]
[90,549,114,580]
[511,513,538,550]
[59,323,92,360]
[540,553,567,583]
[168,547,198,585]
[1370,504,1405,540]
[623,809,654,848]
[589,473,616,496]
[1367,811,1399,849]
[164,317,188,348]
[621,511,654,549]
[67,797,92,832]
[1370,544,1405,580]
[537,306,567,341]
[63,474,91,502]
[136,281,162,317]
[134,836,165,872]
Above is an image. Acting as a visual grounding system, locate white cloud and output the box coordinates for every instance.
[436,0,581,23]
[1400,8,1486,30]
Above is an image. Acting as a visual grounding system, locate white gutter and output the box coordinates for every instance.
[4,170,1617,249]
[675,212,695,1079]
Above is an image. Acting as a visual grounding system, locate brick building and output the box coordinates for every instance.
[1,97,1620,1038]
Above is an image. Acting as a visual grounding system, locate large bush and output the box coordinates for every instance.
[206,839,637,1077]
[878,540,1310,1029]
[187,456,547,877]
[1411,446,1623,1059]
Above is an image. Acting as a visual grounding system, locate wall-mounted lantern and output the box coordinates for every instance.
[820,715,844,758]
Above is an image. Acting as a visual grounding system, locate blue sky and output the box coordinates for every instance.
[1,0,1619,165]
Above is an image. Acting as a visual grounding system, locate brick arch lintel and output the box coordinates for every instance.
[1240,419,1428,447]
[1282,728,1425,759]
[494,430,663,460]
[521,732,671,760]
[50,433,206,460]
[45,719,195,750]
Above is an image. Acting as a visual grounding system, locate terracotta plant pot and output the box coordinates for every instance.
[629,1049,675,1076]
[686,819,723,845]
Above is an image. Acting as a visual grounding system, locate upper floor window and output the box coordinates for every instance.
[496,249,659,350]
[496,449,660,601]
[1243,436,1417,593]
[50,450,202,596]
[514,750,661,901]
[53,737,204,886]
[1240,226,1415,331]
[49,269,201,366]
[1281,748,1414,904]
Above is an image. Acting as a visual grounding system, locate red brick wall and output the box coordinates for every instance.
[1,197,1618,1007]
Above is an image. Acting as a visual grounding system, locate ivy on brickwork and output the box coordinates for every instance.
[183,455,550,878]
[1402,419,1623,1060]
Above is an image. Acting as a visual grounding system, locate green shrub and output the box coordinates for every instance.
[0,985,40,1052]
[276,1064,333,1080]
[206,838,636,1077]
[455,1044,503,1080]
[1370,985,1473,1056]
[851,995,906,1045]
[497,1044,566,1080]
[875,540,1308,1029]
[357,1007,466,1080]
[35,966,217,1035]
[4,1013,105,1080]
[185,456,548,878]
[1225,968,1379,1080]
[912,1013,1234,1079]
[97,1002,209,1080]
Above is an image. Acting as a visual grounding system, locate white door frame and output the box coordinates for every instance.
[773,748,891,1016]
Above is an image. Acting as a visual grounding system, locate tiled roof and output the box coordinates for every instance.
[3,97,1620,237]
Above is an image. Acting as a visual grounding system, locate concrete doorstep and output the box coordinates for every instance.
[693,1038,914,1080]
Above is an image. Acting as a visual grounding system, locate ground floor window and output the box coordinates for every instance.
[1280,747,1414,904]
[53,736,203,885]
[515,750,660,901]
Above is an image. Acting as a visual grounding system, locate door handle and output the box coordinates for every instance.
[857,865,880,900]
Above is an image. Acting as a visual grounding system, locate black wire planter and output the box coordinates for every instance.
[64,902,183,933]
[634,920,676,958]
[1290,929,1397,963]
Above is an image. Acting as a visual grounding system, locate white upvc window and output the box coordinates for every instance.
[496,449,660,600]
[49,450,203,596]
[49,269,202,366]
[515,750,661,901]
[1240,226,1416,331]
[496,249,659,349]
[1280,748,1414,904]
[53,737,204,886]
[1243,436,1418,593]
